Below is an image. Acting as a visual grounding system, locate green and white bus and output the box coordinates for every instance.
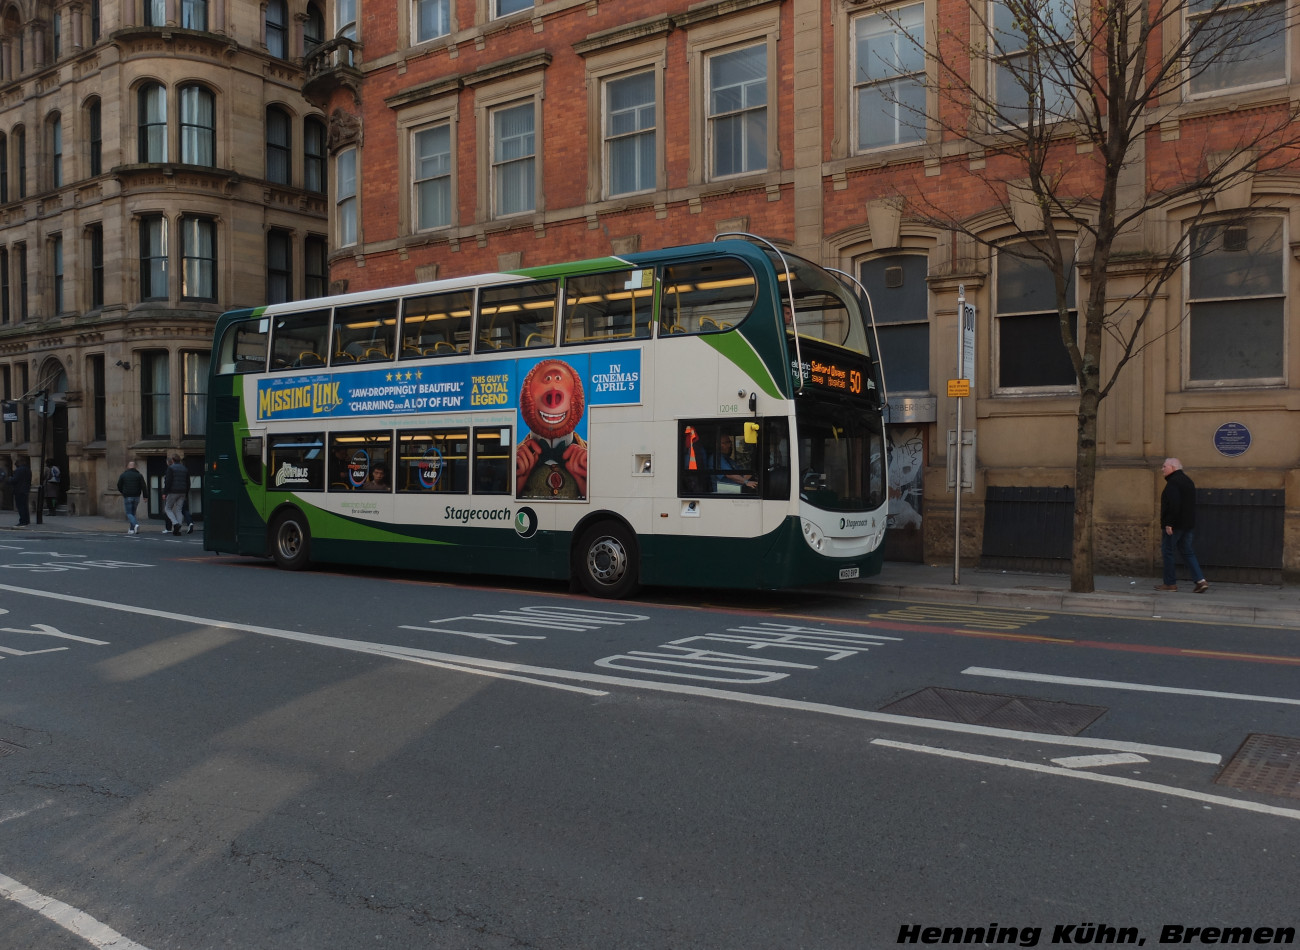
[203,235,888,597]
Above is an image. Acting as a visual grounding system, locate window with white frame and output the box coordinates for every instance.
[989,0,1074,125]
[414,0,450,43]
[605,71,656,196]
[414,122,452,230]
[140,214,168,301]
[995,241,1077,390]
[1187,218,1285,384]
[180,85,215,166]
[1187,0,1285,97]
[181,216,216,301]
[859,253,929,392]
[337,147,358,246]
[492,102,535,217]
[495,0,531,18]
[853,4,925,151]
[708,44,767,178]
[138,83,167,163]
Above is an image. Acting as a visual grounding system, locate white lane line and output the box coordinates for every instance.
[871,739,1300,821]
[0,872,153,949]
[1051,752,1148,769]
[964,666,1300,706]
[0,584,1219,764]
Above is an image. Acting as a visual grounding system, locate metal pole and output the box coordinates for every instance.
[953,288,964,585]
[35,391,48,525]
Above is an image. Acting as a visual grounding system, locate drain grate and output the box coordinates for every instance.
[879,687,1106,736]
[1215,734,1300,800]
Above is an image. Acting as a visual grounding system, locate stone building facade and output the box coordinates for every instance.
[309,0,1299,579]
[0,0,327,520]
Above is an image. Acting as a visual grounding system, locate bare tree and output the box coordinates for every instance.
[876,0,1300,591]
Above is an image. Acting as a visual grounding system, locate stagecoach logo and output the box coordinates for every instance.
[275,461,311,487]
[514,506,539,539]
[840,516,873,531]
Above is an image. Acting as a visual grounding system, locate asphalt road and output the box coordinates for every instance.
[1,528,1298,949]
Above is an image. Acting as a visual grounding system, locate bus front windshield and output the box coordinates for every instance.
[796,397,885,514]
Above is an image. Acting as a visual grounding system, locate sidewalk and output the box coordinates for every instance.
[841,559,1300,631]
[8,513,1299,631]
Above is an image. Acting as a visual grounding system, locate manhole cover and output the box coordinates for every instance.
[879,687,1106,736]
[1215,734,1300,800]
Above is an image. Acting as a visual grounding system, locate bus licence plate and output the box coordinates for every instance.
[839,566,860,580]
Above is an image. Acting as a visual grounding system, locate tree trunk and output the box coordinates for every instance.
[1071,389,1101,592]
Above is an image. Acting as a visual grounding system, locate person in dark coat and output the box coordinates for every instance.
[117,460,148,536]
[9,459,31,526]
[1155,457,1208,593]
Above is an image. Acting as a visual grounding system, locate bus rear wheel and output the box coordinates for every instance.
[576,522,640,599]
[270,510,312,571]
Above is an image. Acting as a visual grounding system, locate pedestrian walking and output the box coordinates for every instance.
[162,454,189,536]
[44,459,61,514]
[117,460,147,536]
[1155,457,1209,594]
[181,494,195,534]
[8,458,31,526]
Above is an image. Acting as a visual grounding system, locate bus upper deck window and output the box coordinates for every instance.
[478,281,557,352]
[563,270,654,344]
[219,318,269,374]
[333,301,397,364]
[659,258,755,336]
[401,290,474,358]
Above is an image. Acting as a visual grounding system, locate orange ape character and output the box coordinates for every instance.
[516,358,588,498]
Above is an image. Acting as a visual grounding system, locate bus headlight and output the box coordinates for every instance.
[801,519,825,552]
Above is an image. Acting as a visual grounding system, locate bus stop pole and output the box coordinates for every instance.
[953,288,964,585]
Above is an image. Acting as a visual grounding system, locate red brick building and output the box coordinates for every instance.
[305,0,1300,580]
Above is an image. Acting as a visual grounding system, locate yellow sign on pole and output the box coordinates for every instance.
[947,378,970,398]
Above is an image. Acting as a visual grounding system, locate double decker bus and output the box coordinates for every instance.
[203,235,888,597]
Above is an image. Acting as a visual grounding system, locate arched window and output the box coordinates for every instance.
[14,125,24,198]
[304,2,324,51]
[179,84,215,166]
[266,106,291,184]
[47,112,62,188]
[85,97,102,176]
[138,83,167,163]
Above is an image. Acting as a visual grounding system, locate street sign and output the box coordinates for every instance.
[946,378,970,398]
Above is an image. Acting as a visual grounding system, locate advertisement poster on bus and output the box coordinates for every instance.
[512,350,643,501]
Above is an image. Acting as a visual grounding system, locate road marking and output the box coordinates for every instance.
[1051,752,1148,769]
[0,872,153,949]
[0,584,1221,764]
[964,666,1300,706]
[871,739,1300,822]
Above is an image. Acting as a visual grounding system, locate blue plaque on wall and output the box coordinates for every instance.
[1213,422,1251,458]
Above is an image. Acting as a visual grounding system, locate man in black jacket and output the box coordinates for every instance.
[1156,458,1209,593]
[8,459,30,526]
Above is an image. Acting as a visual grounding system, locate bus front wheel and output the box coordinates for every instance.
[576,522,640,599]
[270,510,312,571]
